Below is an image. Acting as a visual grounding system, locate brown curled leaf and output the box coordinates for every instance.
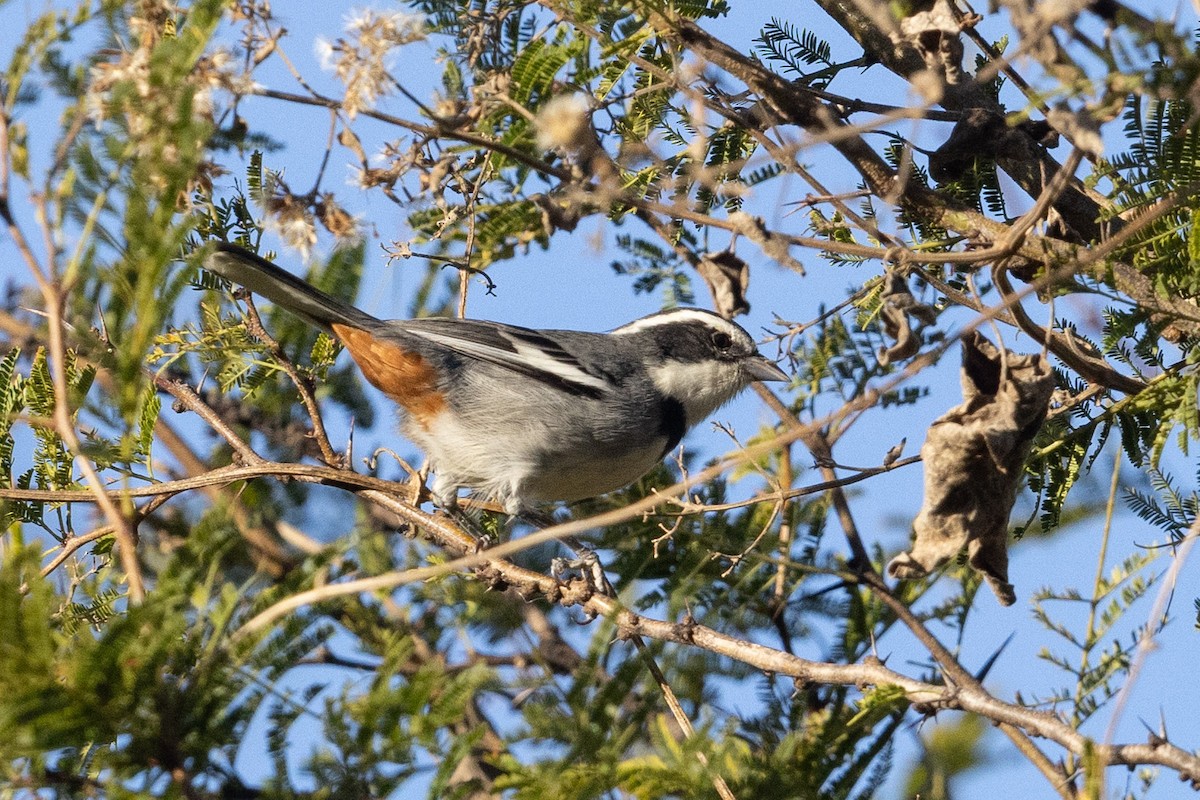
[887,332,1055,605]
[877,270,938,366]
[697,250,751,318]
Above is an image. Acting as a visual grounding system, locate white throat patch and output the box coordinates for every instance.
[647,358,747,424]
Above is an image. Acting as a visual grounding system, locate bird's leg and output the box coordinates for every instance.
[435,493,501,552]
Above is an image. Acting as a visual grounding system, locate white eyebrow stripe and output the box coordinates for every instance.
[612,309,746,338]
[407,328,610,390]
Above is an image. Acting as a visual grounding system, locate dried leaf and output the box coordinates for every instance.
[729,212,805,275]
[887,332,1054,605]
[339,125,368,164]
[928,109,1052,182]
[877,270,937,366]
[697,250,751,318]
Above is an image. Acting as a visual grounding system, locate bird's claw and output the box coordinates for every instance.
[551,547,610,597]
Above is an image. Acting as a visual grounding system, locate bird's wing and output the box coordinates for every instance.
[395,318,612,397]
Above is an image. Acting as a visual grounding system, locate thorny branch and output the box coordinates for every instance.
[236,290,344,466]
[30,282,1188,785]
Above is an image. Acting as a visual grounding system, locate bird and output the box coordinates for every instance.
[203,242,789,514]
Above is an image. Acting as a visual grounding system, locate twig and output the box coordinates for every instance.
[631,633,738,800]
[40,493,176,577]
[237,291,344,466]
[1103,515,1200,746]
[6,101,147,601]
[151,373,261,464]
[226,529,1200,783]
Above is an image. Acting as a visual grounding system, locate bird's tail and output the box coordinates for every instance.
[203,242,379,331]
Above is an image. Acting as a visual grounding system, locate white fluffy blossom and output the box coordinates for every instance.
[534,93,593,153]
[316,9,427,118]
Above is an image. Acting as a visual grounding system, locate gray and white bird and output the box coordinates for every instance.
[204,242,788,513]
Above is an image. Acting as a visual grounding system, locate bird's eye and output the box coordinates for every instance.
[711,331,734,350]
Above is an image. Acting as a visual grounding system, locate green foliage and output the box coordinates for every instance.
[972,37,1009,103]
[176,171,377,442]
[0,348,102,515]
[0,350,42,530]
[1125,466,1199,543]
[940,156,1010,219]
[611,233,695,305]
[697,124,758,212]
[1027,314,1199,535]
[1101,88,1200,299]
[1027,413,1090,532]
[754,20,836,88]
[809,208,870,266]
[0,541,63,754]
[0,502,512,797]
[390,2,773,297]
[510,36,579,106]
[0,527,266,792]
[900,714,990,800]
[1032,547,1158,726]
[69,1,223,423]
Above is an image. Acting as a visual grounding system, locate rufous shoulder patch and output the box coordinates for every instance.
[332,324,446,427]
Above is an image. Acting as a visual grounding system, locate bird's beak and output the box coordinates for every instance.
[745,354,789,382]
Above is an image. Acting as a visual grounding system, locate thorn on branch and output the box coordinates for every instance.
[678,612,697,644]
[516,583,542,603]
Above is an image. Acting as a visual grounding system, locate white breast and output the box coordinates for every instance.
[408,412,667,512]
